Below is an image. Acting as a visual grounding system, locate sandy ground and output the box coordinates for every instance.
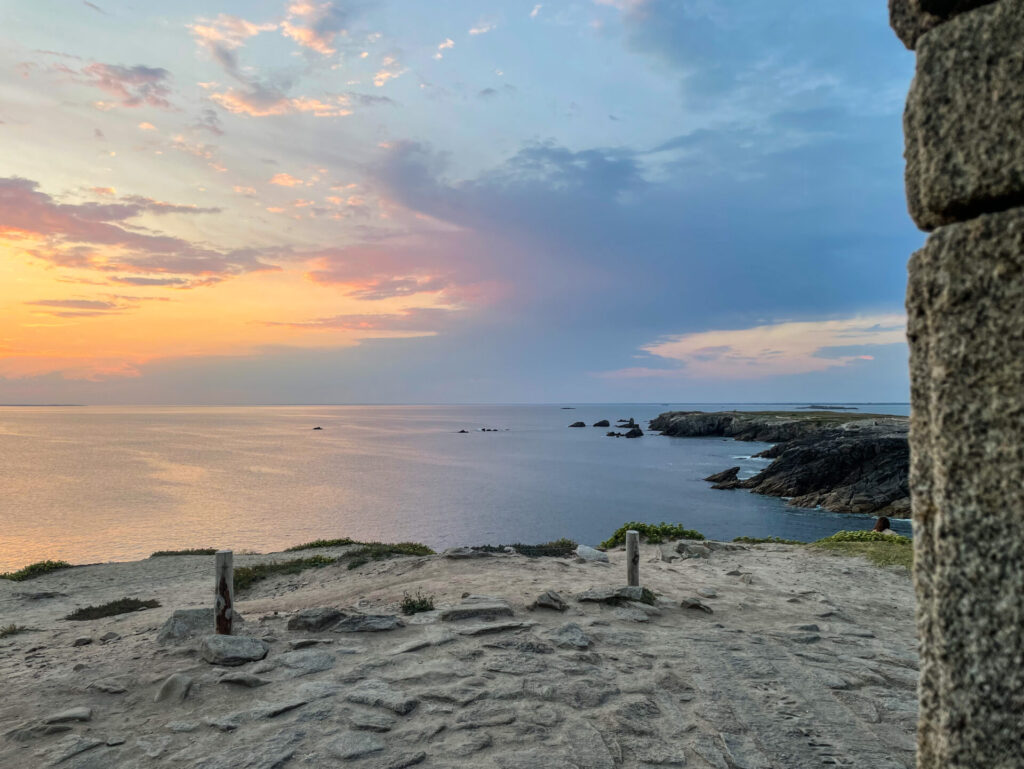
[0,543,918,768]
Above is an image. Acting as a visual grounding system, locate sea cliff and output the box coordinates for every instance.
[649,411,910,517]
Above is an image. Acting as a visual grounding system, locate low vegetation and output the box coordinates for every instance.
[234,555,335,590]
[601,522,705,549]
[149,548,217,557]
[812,530,913,570]
[0,624,29,638]
[733,536,805,545]
[400,591,435,615]
[284,538,357,552]
[0,560,72,582]
[65,598,160,621]
[345,542,435,570]
[471,539,578,558]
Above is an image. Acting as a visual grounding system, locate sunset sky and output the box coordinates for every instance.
[0,0,920,404]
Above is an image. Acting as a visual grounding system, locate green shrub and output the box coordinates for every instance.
[812,530,913,570]
[285,538,357,552]
[0,560,72,581]
[234,555,335,590]
[149,548,217,557]
[816,530,911,544]
[601,522,704,549]
[733,536,805,545]
[400,591,435,615]
[347,557,369,570]
[349,542,435,560]
[65,598,160,621]
[471,539,578,558]
[0,624,29,638]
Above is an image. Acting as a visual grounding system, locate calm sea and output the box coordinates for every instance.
[0,404,911,571]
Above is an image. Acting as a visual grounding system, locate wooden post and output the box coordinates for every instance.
[215,550,234,635]
[626,530,640,587]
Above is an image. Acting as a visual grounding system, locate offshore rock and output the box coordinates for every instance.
[651,411,909,517]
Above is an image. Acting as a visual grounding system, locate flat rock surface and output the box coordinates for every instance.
[0,543,917,767]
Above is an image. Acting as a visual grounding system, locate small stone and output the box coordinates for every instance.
[577,585,654,605]
[455,704,517,729]
[156,607,244,645]
[613,607,650,622]
[72,637,93,647]
[681,598,714,614]
[166,721,198,733]
[741,574,754,584]
[678,543,712,559]
[289,637,333,649]
[89,678,128,694]
[531,590,568,612]
[350,710,397,732]
[326,731,385,760]
[41,735,102,764]
[286,607,344,632]
[200,635,268,666]
[376,752,427,769]
[154,673,193,703]
[574,545,609,563]
[98,631,120,643]
[345,679,419,715]
[547,623,592,649]
[439,600,514,622]
[442,547,492,559]
[697,588,718,599]
[333,614,404,633]
[218,672,269,688]
[44,707,92,724]
[449,733,493,756]
[454,620,530,636]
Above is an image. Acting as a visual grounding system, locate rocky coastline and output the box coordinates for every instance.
[649,411,910,517]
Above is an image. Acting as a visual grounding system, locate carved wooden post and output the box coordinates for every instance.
[626,530,640,587]
[215,550,234,635]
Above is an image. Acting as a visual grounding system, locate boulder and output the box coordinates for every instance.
[568,422,586,428]
[681,597,714,614]
[287,607,344,632]
[593,420,610,427]
[200,635,268,666]
[44,707,92,724]
[154,673,192,703]
[547,623,592,649]
[439,599,513,622]
[574,545,609,563]
[624,427,643,438]
[703,466,740,484]
[577,586,655,605]
[344,679,419,715]
[157,608,244,645]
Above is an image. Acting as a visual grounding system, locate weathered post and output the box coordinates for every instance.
[626,530,639,587]
[215,550,234,635]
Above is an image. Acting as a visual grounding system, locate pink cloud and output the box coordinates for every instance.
[281,1,350,55]
[73,62,174,109]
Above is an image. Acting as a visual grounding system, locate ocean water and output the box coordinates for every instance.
[0,404,911,571]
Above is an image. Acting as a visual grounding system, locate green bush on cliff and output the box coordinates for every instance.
[601,522,705,548]
[0,560,72,582]
[345,542,435,570]
[284,538,358,552]
[812,530,912,569]
[66,597,160,621]
[150,548,217,557]
[234,555,336,590]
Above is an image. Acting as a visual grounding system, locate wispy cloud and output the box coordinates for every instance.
[281,1,350,55]
[68,62,174,109]
[373,56,407,87]
[602,314,906,380]
[469,21,497,35]
[434,38,454,60]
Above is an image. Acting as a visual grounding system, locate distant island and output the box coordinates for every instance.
[649,410,909,517]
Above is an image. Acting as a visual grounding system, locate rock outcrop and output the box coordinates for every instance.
[651,411,909,516]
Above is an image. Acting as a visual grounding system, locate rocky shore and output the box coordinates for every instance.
[649,411,910,517]
[0,543,916,768]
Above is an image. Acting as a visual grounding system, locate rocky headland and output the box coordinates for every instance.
[0,542,916,768]
[649,411,910,517]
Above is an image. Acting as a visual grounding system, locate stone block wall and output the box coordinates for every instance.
[890,1,1024,766]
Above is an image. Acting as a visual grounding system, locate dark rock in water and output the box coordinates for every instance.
[616,418,637,427]
[704,467,740,484]
[624,427,643,438]
[650,411,910,516]
[606,431,621,437]
[568,422,586,428]
[457,429,469,433]
[312,426,323,430]
[593,420,610,427]
[704,466,741,489]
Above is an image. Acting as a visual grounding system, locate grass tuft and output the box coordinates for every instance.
[65,598,160,621]
[150,548,217,557]
[811,530,913,570]
[284,538,357,552]
[234,555,335,590]
[601,522,705,549]
[345,542,435,570]
[0,560,72,582]
[0,624,29,638]
[400,591,435,615]
[733,536,805,545]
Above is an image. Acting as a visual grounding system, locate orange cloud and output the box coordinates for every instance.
[270,173,304,187]
[210,89,353,117]
[281,1,349,55]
